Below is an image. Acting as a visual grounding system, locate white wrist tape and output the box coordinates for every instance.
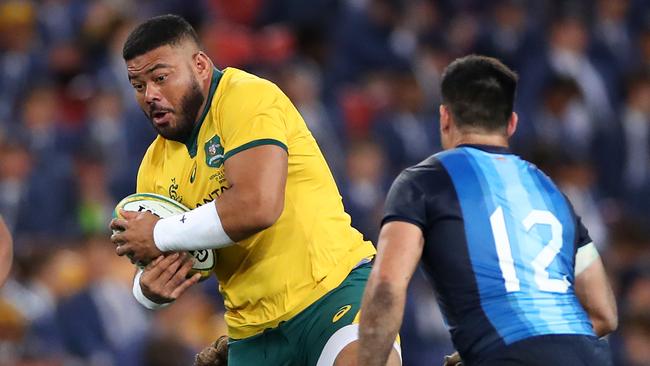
[132,269,171,310]
[153,201,234,252]
[575,242,600,276]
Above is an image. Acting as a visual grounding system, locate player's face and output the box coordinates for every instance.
[126,45,205,142]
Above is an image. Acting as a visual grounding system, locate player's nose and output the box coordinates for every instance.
[144,83,163,104]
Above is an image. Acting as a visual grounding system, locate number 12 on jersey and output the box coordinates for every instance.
[490,206,570,294]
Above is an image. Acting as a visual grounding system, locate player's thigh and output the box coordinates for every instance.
[228,330,295,366]
[333,339,401,366]
[297,264,402,365]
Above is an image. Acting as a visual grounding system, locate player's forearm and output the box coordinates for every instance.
[575,257,618,337]
[359,279,405,366]
[587,284,618,337]
[152,180,284,252]
[0,218,13,286]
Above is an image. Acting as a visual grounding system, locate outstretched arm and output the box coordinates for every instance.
[0,217,12,287]
[358,221,424,366]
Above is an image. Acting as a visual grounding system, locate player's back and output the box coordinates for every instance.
[384,144,600,365]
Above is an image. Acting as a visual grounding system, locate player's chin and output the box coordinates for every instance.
[154,123,184,141]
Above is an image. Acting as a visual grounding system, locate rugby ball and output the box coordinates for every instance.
[113,193,216,281]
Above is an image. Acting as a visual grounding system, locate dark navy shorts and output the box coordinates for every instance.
[476,334,613,366]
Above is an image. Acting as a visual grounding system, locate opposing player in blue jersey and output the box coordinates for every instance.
[358,55,617,366]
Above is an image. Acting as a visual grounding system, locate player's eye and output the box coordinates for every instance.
[132,83,144,92]
[155,74,168,83]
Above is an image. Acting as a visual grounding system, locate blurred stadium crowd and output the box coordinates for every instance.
[0,0,649,365]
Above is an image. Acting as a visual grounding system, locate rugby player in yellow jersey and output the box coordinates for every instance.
[109,14,401,366]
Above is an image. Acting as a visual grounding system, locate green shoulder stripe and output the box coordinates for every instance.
[223,139,288,161]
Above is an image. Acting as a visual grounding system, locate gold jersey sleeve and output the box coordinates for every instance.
[136,68,376,339]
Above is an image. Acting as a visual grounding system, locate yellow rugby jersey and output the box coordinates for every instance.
[136,67,376,339]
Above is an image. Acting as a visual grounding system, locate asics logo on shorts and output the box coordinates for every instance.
[333,305,352,323]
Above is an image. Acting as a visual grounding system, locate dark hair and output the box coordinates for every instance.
[440,55,518,132]
[122,14,200,61]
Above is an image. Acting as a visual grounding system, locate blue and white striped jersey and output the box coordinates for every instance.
[383,144,594,364]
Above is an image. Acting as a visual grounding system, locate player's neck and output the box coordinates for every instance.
[452,132,509,149]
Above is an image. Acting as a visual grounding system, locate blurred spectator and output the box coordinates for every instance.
[82,89,139,200]
[341,139,387,241]
[638,27,650,73]
[445,12,480,58]
[74,152,114,236]
[517,12,613,146]
[607,219,650,282]
[591,0,634,99]
[0,298,29,365]
[0,243,84,364]
[19,84,78,157]
[596,72,650,212]
[371,70,438,176]
[279,62,346,178]
[0,139,33,233]
[413,43,452,114]
[528,76,592,159]
[325,0,409,96]
[0,0,45,124]
[391,0,443,61]
[475,0,537,69]
[6,87,79,237]
[26,237,147,366]
[340,70,394,140]
[618,311,650,366]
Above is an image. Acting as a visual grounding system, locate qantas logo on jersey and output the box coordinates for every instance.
[205,135,224,168]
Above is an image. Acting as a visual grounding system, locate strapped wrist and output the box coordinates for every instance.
[153,201,234,252]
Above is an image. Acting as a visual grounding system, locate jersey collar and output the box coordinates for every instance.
[184,68,224,158]
[457,144,513,154]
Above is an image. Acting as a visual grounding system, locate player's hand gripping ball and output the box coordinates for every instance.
[113,193,216,281]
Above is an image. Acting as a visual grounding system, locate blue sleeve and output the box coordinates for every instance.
[382,170,427,232]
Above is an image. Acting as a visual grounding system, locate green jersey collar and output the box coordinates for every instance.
[185,68,224,157]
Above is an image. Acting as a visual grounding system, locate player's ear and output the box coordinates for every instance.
[193,51,212,81]
[439,104,451,133]
[506,112,518,138]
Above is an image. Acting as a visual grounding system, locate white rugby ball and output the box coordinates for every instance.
[113,193,215,281]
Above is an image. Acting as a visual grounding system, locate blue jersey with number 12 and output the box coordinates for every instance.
[382,145,594,364]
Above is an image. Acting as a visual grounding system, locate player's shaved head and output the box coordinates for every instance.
[123,14,201,61]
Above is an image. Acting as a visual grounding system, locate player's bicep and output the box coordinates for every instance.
[223,144,287,191]
[222,144,288,218]
[372,221,424,288]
